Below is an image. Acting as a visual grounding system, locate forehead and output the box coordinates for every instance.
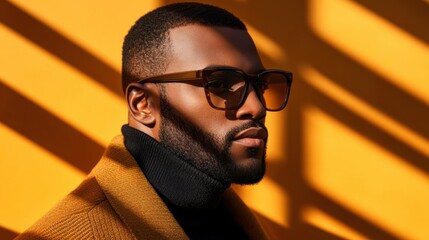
[166,25,264,73]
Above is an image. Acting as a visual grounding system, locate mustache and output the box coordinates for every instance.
[225,121,268,143]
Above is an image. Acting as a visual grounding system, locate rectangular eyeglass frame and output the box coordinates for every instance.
[136,66,293,111]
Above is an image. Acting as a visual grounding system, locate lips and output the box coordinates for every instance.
[233,127,268,147]
[234,127,268,140]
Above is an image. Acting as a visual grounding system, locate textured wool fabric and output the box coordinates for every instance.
[15,135,270,240]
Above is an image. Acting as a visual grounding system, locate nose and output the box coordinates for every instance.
[235,84,266,120]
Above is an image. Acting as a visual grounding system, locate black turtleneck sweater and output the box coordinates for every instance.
[122,125,249,240]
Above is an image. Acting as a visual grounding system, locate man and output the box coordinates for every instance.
[16,2,292,239]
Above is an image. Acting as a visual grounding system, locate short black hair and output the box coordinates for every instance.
[121,2,247,92]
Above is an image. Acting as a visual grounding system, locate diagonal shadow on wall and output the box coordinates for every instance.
[304,33,429,141]
[357,0,429,45]
[0,226,18,240]
[301,223,351,240]
[0,1,123,97]
[0,81,103,173]
[267,156,402,240]
[304,81,429,174]
[307,187,400,240]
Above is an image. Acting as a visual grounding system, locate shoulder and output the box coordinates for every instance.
[15,176,136,240]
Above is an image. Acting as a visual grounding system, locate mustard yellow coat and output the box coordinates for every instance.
[16,136,270,240]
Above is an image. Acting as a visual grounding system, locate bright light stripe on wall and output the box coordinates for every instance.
[302,206,369,240]
[303,106,429,240]
[246,24,287,63]
[10,0,163,70]
[301,65,429,159]
[0,123,85,232]
[235,177,288,227]
[309,0,429,105]
[0,24,127,147]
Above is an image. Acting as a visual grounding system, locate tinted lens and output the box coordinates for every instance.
[260,72,288,110]
[206,70,246,109]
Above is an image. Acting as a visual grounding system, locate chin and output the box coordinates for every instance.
[229,157,266,185]
[232,173,265,185]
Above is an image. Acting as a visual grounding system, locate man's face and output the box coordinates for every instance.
[158,25,267,184]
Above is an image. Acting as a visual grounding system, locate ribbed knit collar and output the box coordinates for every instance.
[121,125,230,209]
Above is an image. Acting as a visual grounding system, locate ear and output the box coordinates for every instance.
[125,82,157,127]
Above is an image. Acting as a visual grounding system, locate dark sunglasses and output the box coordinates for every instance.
[136,66,292,111]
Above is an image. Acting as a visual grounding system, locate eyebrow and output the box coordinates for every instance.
[205,64,266,74]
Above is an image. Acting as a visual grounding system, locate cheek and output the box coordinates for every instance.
[175,85,207,110]
[166,84,230,133]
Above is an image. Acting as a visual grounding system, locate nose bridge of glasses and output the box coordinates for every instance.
[242,79,266,111]
[245,74,265,102]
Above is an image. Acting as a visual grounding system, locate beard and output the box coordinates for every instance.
[158,91,266,184]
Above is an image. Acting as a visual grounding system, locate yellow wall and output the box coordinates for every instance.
[1,0,428,239]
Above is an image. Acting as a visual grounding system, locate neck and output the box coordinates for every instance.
[122,125,230,209]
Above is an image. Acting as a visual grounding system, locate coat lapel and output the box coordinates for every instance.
[92,135,188,240]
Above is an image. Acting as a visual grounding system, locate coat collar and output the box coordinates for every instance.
[92,135,269,240]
